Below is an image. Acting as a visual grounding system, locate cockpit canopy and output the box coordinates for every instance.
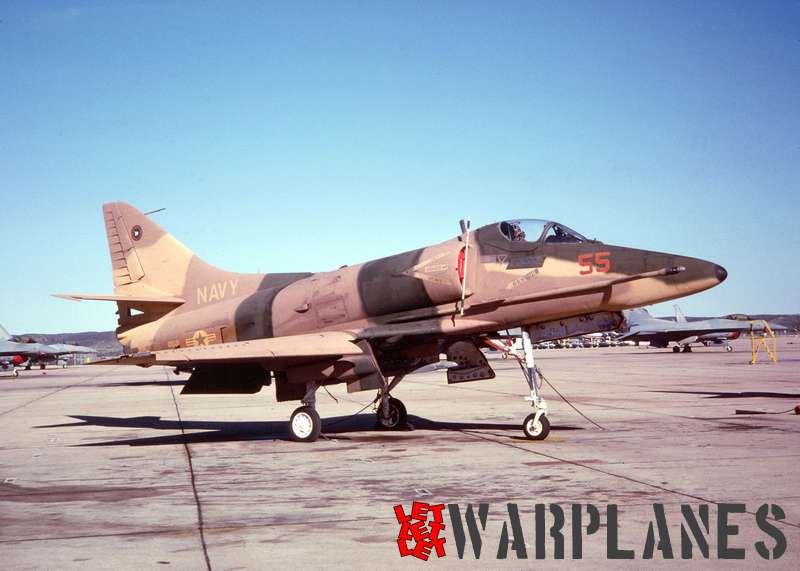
[498,219,587,244]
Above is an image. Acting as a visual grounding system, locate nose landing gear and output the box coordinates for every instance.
[520,328,551,441]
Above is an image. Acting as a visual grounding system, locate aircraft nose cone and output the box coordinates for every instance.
[715,265,728,283]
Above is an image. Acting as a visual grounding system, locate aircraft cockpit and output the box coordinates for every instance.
[498,219,587,244]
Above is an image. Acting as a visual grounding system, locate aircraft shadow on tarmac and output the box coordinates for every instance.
[92,380,187,388]
[35,414,582,447]
[653,390,800,399]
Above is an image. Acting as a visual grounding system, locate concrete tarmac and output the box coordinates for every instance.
[1,338,799,569]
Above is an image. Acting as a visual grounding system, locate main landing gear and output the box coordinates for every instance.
[288,382,322,442]
[376,375,407,430]
[286,374,410,443]
[519,328,550,441]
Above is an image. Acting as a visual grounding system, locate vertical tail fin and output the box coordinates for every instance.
[103,202,230,299]
[674,304,687,323]
[102,202,256,332]
[0,324,10,341]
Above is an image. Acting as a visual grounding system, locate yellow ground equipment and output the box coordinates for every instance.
[749,320,777,364]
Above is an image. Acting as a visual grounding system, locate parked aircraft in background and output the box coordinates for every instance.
[0,324,96,375]
[618,306,778,352]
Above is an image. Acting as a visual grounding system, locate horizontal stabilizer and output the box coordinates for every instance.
[53,293,186,306]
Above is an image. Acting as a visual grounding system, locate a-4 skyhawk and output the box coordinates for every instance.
[57,204,727,441]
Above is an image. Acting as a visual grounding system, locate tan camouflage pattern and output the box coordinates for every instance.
[60,203,727,395]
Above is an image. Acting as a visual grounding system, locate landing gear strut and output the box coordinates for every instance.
[288,382,322,442]
[520,328,550,440]
[376,375,407,429]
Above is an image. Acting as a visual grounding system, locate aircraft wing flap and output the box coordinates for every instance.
[100,332,363,367]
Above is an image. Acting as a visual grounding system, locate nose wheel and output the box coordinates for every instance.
[523,412,551,440]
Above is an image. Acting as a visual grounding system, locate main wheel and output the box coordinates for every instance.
[523,413,550,440]
[39,363,46,370]
[682,346,692,353]
[672,346,680,353]
[289,406,321,442]
[376,397,407,429]
[725,345,734,352]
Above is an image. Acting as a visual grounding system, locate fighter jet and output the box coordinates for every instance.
[0,324,96,374]
[618,306,767,352]
[56,204,727,441]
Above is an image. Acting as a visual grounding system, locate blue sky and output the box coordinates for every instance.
[1,1,798,333]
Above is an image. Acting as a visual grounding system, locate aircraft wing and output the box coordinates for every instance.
[616,329,657,341]
[46,343,97,355]
[0,340,55,357]
[93,331,362,367]
[622,327,744,344]
[696,333,731,343]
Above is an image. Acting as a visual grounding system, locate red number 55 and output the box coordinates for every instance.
[578,251,611,275]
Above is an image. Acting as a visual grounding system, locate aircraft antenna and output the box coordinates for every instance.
[144,208,166,216]
[459,217,471,316]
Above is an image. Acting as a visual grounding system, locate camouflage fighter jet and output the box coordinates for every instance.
[56,205,727,441]
[619,306,774,353]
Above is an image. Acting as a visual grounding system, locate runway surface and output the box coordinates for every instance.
[1,338,799,569]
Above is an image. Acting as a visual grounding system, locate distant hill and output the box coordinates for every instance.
[19,331,123,357]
